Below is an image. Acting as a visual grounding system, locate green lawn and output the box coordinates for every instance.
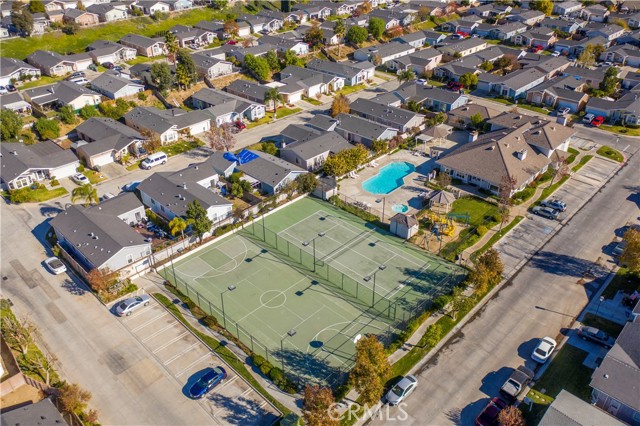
[126,55,166,66]
[0,8,227,59]
[159,139,204,157]
[18,75,65,90]
[450,196,499,226]
[83,170,105,184]
[3,186,68,203]
[600,124,640,136]
[335,84,366,96]
[524,345,594,425]
[536,175,570,204]
[246,107,302,129]
[571,155,593,172]
[566,147,580,165]
[596,145,624,162]
[126,160,142,171]
[581,313,624,338]
[512,186,536,205]
[302,96,322,106]
[602,268,640,300]
[517,104,552,115]
[413,20,437,30]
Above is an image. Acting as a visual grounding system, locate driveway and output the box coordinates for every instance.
[118,298,280,426]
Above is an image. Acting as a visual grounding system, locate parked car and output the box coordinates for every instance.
[500,365,535,401]
[115,294,150,316]
[122,181,141,192]
[188,367,227,399]
[44,257,67,275]
[558,107,570,116]
[69,77,90,85]
[71,173,90,185]
[6,84,16,92]
[0,86,8,94]
[68,71,86,79]
[102,62,115,69]
[447,81,463,91]
[99,192,116,201]
[531,336,557,363]
[475,397,508,426]
[578,326,616,348]
[385,375,418,406]
[234,120,246,130]
[531,45,543,53]
[531,206,560,220]
[590,116,604,127]
[416,78,427,85]
[582,113,595,124]
[88,64,97,71]
[551,51,561,57]
[541,199,567,212]
[226,39,237,45]
[612,239,627,257]
[141,152,168,170]
[113,65,124,72]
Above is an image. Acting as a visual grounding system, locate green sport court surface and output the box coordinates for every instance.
[161,197,465,385]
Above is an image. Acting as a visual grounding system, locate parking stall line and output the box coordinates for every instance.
[175,353,214,378]
[164,342,201,365]
[131,311,169,333]
[141,322,178,342]
[153,332,190,354]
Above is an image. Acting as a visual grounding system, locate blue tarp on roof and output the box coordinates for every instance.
[236,149,259,165]
[223,152,238,163]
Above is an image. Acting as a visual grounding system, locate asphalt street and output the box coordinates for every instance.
[366,137,640,425]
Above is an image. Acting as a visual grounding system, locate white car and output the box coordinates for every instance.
[385,375,418,406]
[558,107,570,116]
[44,257,67,275]
[100,192,116,201]
[0,86,8,94]
[551,51,561,57]
[71,173,89,185]
[531,337,557,363]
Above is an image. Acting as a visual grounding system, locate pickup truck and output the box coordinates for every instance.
[500,366,535,401]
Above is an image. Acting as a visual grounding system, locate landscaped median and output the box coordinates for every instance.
[246,108,302,129]
[596,145,624,163]
[571,155,593,173]
[2,185,68,203]
[471,216,525,261]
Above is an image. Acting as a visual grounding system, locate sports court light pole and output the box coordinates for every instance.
[364,264,387,307]
[302,232,325,272]
[280,329,296,375]
[220,284,236,329]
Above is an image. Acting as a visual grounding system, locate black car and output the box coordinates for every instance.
[102,62,115,69]
[6,84,16,92]
[578,326,616,348]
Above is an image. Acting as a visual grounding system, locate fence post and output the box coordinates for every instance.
[250,335,254,352]
[208,300,213,316]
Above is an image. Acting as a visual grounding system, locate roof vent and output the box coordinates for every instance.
[183,183,187,189]
[515,115,521,119]
[93,235,99,240]
[11,150,17,155]
[89,232,94,237]
[516,149,527,160]
[195,165,199,170]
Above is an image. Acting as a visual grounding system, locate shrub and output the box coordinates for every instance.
[251,353,266,368]
[76,165,85,172]
[432,294,452,311]
[476,225,488,237]
[201,315,218,328]
[50,179,59,186]
[137,92,147,101]
[259,363,272,376]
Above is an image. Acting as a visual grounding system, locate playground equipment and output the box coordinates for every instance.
[428,213,456,237]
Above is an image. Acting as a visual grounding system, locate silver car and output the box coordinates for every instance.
[44,257,67,275]
[115,294,150,316]
[385,375,418,406]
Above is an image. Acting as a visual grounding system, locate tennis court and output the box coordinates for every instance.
[161,197,465,385]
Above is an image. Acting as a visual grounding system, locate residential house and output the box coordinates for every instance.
[225,79,275,108]
[540,17,585,35]
[334,113,397,148]
[438,38,488,58]
[29,12,51,34]
[138,162,232,223]
[423,30,447,47]
[306,114,338,132]
[86,3,127,22]
[467,4,493,18]
[437,118,576,195]
[190,88,266,124]
[590,321,640,426]
[133,0,170,15]
[349,98,425,133]
[539,390,626,426]
[190,52,233,78]
[629,12,640,29]
[90,72,144,99]
[582,4,609,22]
[494,67,548,99]
[164,0,193,11]
[507,10,545,26]
[526,77,589,113]
[526,55,573,79]
[393,30,429,49]
[434,62,480,82]
[63,8,99,26]
[586,24,626,43]
[447,104,501,129]
[26,50,93,76]
[389,48,443,74]
[225,45,272,65]
[600,44,640,67]
[279,65,345,97]
[87,40,137,64]
[124,106,212,142]
[354,41,416,65]
[369,8,415,28]
[585,92,640,124]
[75,117,146,167]
[0,57,40,86]
[512,30,557,49]
[489,22,528,40]
[194,20,226,39]
[280,131,353,171]
[379,82,469,112]
[562,65,607,87]
[258,34,309,55]
[553,1,584,17]
[169,25,216,49]
[236,14,268,33]
[440,19,480,35]
[23,80,102,111]
[50,197,151,272]
[0,27,9,38]
[306,59,375,86]
[0,141,79,190]
[235,150,307,195]
[1,399,68,426]
[621,69,640,89]
[0,92,32,114]
[119,34,166,57]
[256,9,287,31]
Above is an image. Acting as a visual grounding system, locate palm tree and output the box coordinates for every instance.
[264,87,283,119]
[169,217,187,240]
[397,69,416,84]
[334,19,346,57]
[71,183,98,206]
[164,32,178,64]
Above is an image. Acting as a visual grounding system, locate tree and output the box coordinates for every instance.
[423,323,441,349]
[1,314,38,355]
[165,32,179,64]
[59,383,93,417]
[436,171,451,189]
[213,0,228,10]
[388,134,403,149]
[498,406,526,426]
[35,118,60,140]
[79,104,100,120]
[31,349,57,385]
[169,217,187,240]
[600,66,620,96]
[368,17,385,40]
[12,7,33,35]
[261,141,278,156]
[231,181,244,198]
[244,54,272,81]
[333,19,346,56]
[62,21,80,35]
[72,183,98,206]
[346,26,368,46]
[530,0,553,15]
[470,112,484,129]
[407,100,421,112]
[469,248,504,295]
[417,6,431,21]
[207,122,236,151]
[330,93,350,117]
[304,23,324,49]
[371,139,388,154]
[302,385,340,426]
[151,62,173,93]
[459,72,478,89]
[265,50,281,72]
[186,200,213,243]
[283,49,305,67]
[479,60,494,72]
[58,105,76,125]
[356,0,372,15]
[264,87,283,117]
[397,69,416,84]
[1,110,24,141]
[499,174,517,208]
[493,54,520,71]
[620,228,640,272]
[548,156,569,188]
[449,286,472,320]
[295,173,317,193]
[85,268,114,293]
[223,19,239,37]
[349,335,389,407]
[176,48,197,89]
[29,0,45,13]
[76,1,85,10]
[577,44,597,68]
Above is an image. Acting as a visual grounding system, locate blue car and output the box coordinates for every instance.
[188,367,227,399]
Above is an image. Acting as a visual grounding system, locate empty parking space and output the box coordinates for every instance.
[119,298,280,426]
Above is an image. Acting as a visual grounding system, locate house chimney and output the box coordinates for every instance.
[516,149,527,160]
[468,131,478,142]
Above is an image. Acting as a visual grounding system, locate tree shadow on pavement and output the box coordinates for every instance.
[208,393,280,426]
[61,278,86,296]
[528,251,598,278]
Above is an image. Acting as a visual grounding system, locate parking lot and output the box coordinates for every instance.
[119,298,281,426]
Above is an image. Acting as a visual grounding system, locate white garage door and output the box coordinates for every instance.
[50,162,79,179]
[189,121,210,135]
[92,152,115,167]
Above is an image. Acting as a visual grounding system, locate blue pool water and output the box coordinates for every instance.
[362,162,416,195]
[392,204,409,213]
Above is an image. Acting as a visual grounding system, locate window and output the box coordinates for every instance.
[160,205,165,212]
[127,254,133,264]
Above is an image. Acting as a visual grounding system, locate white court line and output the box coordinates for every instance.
[163,342,200,365]
[277,210,325,235]
[233,276,310,324]
[175,353,213,378]
[152,331,190,353]
[131,311,168,333]
[142,322,179,342]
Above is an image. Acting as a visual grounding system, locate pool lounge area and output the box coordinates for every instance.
[362,162,416,195]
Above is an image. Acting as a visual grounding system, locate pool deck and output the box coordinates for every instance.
[339,149,438,220]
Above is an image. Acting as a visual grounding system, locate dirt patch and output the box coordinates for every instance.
[165,82,209,108]
[209,73,256,90]
[123,90,165,109]
[0,385,44,410]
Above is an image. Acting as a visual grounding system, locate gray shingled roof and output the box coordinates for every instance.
[1,141,78,183]
[191,88,255,118]
[350,98,424,128]
[236,150,305,188]
[0,398,66,426]
[335,113,396,141]
[538,390,626,426]
[27,50,65,69]
[75,117,143,155]
[306,59,374,79]
[281,132,352,161]
[120,33,162,49]
[0,57,38,77]
[24,80,101,107]
[124,107,175,134]
[90,73,143,96]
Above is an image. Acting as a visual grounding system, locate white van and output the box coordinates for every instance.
[69,77,90,85]
[141,152,167,170]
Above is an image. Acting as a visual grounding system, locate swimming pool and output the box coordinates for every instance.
[362,162,416,195]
